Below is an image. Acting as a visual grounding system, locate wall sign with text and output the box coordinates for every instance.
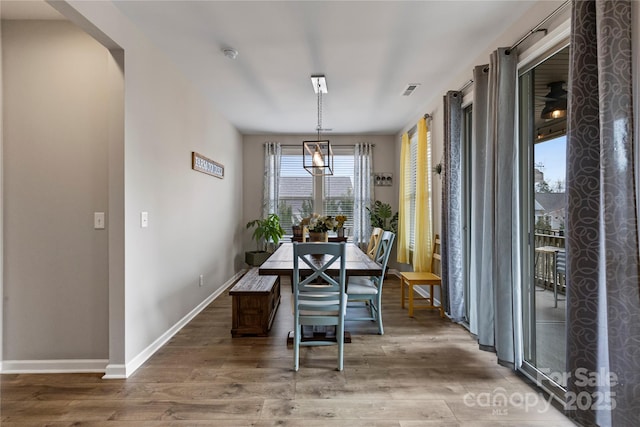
[192,152,224,179]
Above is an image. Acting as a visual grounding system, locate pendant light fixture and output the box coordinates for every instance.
[303,75,333,176]
[540,81,567,120]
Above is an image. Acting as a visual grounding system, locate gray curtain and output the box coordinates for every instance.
[468,65,489,337]
[442,91,465,322]
[566,1,640,425]
[262,142,281,217]
[470,48,519,366]
[353,143,374,248]
[490,48,520,368]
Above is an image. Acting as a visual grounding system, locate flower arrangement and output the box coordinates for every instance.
[306,213,348,233]
[307,214,336,233]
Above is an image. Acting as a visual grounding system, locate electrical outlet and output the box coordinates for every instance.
[199,275,204,287]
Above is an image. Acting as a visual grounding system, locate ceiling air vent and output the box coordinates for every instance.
[402,83,420,96]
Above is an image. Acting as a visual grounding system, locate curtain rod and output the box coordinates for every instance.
[280,143,376,148]
[458,79,474,92]
[509,0,570,52]
[456,2,569,93]
[407,113,432,136]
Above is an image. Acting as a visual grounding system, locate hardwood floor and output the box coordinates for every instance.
[1,276,577,426]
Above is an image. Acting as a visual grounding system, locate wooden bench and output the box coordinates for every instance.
[230,268,280,337]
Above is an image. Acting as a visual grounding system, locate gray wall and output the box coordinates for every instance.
[2,4,244,373]
[60,0,245,373]
[3,20,111,360]
[119,30,244,368]
[242,134,397,267]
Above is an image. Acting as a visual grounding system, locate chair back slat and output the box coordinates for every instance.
[372,231,395,286]
[298,258,340,287]
[431,234,441,275]
[366,227,383,259]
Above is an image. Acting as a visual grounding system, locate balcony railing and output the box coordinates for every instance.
[534,229,565,248]
[534,231,565,293]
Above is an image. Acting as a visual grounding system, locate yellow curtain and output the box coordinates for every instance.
[413,117,433,272]
[397,132,411,263]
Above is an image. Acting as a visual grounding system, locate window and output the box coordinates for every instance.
[323,147,355,230]
[405,130,431,250]
[276,145,355,233]
[277,147,313,233]
[408,133,417,250]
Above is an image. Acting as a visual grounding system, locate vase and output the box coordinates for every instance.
[308,231,328,242]
[337,227,345,238]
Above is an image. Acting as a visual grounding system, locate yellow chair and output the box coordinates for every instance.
[400,235,444,318]
[366,227,383,259]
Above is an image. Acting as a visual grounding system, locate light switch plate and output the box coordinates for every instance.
[140,211,149,228]
[94,212,105,229]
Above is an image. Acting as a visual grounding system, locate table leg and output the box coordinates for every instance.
[401,277,406,309]
[408,283,414,317]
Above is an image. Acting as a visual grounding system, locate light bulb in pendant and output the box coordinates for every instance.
[312,145,324,167]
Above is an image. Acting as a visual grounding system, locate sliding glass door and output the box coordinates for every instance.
[519,45,569,397]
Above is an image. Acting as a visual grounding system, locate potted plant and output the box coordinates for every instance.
[245,213,285,266]
[367,200,398,233]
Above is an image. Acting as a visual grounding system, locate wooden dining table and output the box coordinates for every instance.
[259,242,382,279]
[258,242,382,343]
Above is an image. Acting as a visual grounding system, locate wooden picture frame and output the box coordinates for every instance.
[192,152,224,179]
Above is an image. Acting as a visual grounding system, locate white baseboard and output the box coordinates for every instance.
[1,271,246,378]
[2,359,108,374]
[102,363,127,379]
[117,270,246,379]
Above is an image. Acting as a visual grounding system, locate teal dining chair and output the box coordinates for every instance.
[292,242,347,371]
[346,231,395,334]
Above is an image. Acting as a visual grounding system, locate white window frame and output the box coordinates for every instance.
[277,145,356,231]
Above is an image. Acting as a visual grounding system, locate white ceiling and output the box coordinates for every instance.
[2,0,541,135]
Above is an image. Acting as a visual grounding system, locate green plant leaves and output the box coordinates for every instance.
[366,201,398,234]
[246,213,285,251]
